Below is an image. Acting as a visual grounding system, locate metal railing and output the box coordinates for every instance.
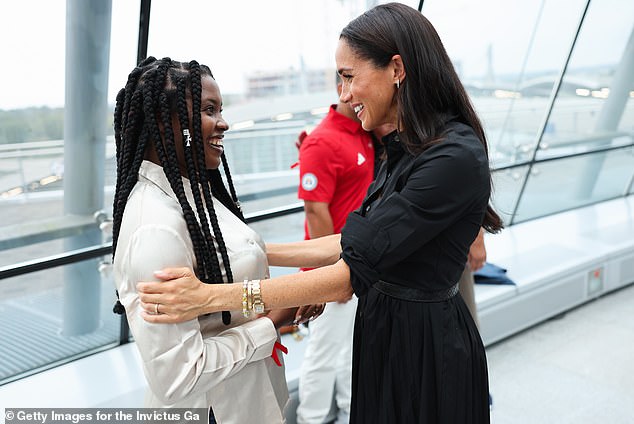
[0,201,305,386]
[2,131,633,279]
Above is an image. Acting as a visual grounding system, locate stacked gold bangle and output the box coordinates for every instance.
[242,280,249,318]
[242,279,265,317]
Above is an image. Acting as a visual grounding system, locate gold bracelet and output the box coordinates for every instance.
[247,280,253,312]
[242,280,249,318]
[250,279,265,314]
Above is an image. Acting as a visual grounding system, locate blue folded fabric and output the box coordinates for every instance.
[473,263,515,285]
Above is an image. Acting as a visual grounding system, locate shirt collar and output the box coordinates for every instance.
[383,130,406,170]
[138,160,197,207]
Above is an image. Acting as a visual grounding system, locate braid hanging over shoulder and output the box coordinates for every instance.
[112,57,243,324]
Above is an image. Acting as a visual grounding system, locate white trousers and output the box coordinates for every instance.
[296,296,357,424]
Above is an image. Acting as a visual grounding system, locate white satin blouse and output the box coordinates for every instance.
[113,160,288,423]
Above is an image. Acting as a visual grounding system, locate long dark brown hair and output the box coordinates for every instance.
[340,3,503,232]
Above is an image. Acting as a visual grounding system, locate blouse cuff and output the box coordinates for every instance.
[340,212,389,296]
[237,317,278,362]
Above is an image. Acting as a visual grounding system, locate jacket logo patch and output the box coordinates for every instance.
[357,153,366,165]
[301,173,318,191]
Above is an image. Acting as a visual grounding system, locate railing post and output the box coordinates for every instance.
[575,27,634,199]
[62,0,112,336]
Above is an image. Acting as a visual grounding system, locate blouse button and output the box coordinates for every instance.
[365,205,371,213]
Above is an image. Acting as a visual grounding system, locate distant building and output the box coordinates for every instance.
[246,68,336,98]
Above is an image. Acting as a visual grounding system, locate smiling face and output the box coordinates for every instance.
[335,39,401,131]
[159,74,229,175]
[198,75,228,170]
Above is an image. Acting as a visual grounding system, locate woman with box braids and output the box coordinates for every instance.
[113,58,242,323]
[111,57,291,421]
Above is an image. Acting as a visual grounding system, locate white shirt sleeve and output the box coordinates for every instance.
[116,224,278,405]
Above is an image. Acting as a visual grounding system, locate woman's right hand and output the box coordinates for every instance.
[138,267,215,324]
[467,229,487,271]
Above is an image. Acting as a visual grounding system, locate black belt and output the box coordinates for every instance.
[373,280,459,303]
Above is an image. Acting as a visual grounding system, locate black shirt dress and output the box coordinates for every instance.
[341,122,491,423]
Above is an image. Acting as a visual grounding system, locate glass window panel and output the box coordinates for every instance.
[536,0,634,161]
[248,211,305,278]
[424,0,588,167]
[0,4,66,110]
[104,0,141,218]
[1,239,64,269]
[0,1,136,265]
[491,165,530,225]
[145,0,354,117]
[0,1,134,383]
[0,1,66,230]
[229,156,300,216]
[0,220,113,267]
[141,1,363,229]
[1,1,137,257]
[0,258,120,384]
[220,126,302,215]
[514,147,634,222]
[248,211,304,246]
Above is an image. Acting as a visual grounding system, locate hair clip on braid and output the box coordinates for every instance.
[183,129,192,147]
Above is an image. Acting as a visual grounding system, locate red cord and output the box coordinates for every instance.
[271,341,288,366]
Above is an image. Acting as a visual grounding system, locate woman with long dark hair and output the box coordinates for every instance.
[137,4,502,422]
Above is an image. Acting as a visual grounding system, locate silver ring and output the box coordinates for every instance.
[155,303,160,315]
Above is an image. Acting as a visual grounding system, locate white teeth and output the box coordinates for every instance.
[354,105,363,113]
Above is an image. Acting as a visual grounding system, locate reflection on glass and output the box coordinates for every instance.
[0,0,66,212]
[425,0,588,166]
[491,166,530,225]
[0,259,119,384]
[514,147,634,222]
[248,212,304,279]
[146,1,355,104]
[538,0,634,158]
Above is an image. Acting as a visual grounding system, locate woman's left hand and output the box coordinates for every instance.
[294,303,326,324]
[137,267,211,324]
[263,308,299,329]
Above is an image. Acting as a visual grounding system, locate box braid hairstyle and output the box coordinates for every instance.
[112,57,243,325]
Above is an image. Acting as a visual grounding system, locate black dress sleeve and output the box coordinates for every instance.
[341,135,490,296]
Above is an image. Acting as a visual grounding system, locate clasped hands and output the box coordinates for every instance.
[137,267,325,327]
